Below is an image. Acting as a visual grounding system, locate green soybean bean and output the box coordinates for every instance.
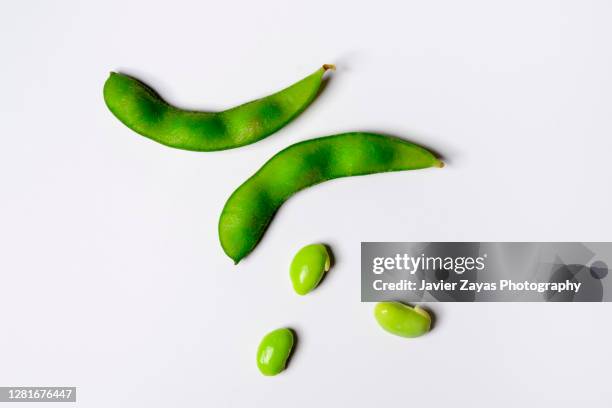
[103,65,334,151]
[219,132,443,263]
[290,244,331,295]
[374,302,431,338]
[256,328,294,376]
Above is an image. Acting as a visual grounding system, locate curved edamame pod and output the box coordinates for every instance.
[103,65,334,151]
[219,132,443,263]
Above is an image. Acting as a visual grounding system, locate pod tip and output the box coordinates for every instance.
[322,64,336,71]
[435,160,445,168]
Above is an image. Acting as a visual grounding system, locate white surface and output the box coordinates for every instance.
[1,0,612,406]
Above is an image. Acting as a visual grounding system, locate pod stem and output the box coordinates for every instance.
[322,64,336,71]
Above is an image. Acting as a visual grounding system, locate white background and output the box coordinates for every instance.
[2,1,612,406]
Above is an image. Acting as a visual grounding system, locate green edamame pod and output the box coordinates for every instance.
[374,302,431,338]
[103,65,334,151]
[219,132,443,263]
[290,244,331,295]
[256,328,294,376]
